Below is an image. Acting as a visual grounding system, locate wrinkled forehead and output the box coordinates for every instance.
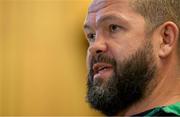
[88,0,131,13]
[85,0,134,28]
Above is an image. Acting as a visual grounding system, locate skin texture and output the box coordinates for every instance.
[84,0,180,116]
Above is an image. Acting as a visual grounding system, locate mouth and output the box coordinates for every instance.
[93,62,113,79]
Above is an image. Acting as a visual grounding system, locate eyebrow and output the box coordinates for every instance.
[83,14,128,30]
[96,15,127,27]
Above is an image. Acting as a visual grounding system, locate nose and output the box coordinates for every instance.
[88,36,107,55]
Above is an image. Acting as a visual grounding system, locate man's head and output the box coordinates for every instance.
[83,0,180,116]
[132,0,180,35]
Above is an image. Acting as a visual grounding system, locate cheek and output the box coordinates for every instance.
[86,51,92,68]
[108,40,143,62]
[107,41,130,62]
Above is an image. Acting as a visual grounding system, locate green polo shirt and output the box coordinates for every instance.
[133,102,180,116]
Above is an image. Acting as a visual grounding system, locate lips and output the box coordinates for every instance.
[92,63,113,79]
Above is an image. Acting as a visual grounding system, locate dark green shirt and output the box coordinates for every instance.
[133,102,180,116]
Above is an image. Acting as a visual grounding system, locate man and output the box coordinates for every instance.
[83,0,180,116]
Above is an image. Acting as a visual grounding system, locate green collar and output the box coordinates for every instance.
[145,102,180,116]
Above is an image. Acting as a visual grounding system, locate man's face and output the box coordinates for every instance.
[83,0,157,115]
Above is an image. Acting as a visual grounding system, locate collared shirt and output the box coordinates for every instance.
[133,102,180,116]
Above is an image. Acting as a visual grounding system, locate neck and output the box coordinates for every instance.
[118,57,180,116]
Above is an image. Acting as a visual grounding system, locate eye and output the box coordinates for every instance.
[87,33,96,42]
[109,24,121,33]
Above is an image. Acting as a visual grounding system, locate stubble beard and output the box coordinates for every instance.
[86,40,157,116]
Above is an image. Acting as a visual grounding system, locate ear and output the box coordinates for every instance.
[158,22,179,58]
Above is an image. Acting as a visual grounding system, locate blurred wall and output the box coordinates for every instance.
[0,0,101,115]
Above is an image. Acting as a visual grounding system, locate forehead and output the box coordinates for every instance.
[84,0,139,29]
[88,0,131,13]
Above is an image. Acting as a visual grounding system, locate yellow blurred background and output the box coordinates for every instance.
[0,0,101,116]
